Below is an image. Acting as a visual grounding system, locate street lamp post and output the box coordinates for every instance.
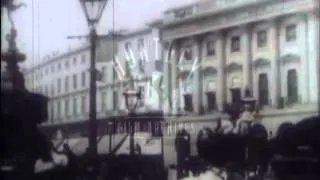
[79,0,108,158]
[108,121,113,154]
[123,80,142,155]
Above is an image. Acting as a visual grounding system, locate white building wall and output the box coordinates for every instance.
[279,15,303,104]
[24,45,118,124]
[307,11,319,104]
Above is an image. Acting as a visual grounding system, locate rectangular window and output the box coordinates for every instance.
[81,96,86,113]
[57,101,61,118]
[57,78,61,93]
[206,40,216,56]
[65,76,69,92]
[50,103,54,123]
[73,57,77,65]
[138,86,145,107]
[101,67,106,82]
[57,63,61,71]
[73,97,77,115]
[81,55,86,64]
[285,24,297,42]
[51,65,55,73]
[45,85,48,95]
[101,92,106,111]
[113,91,118,110]
[231,36,240,52]
[257,30,267,47]
[65,99,69,116]
[65,60,69,69]
[73,74,77,89]
[51,84,55,96]
[81,71,86,87]
[184,45,192,60]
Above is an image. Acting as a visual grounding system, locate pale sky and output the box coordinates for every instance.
[1,0,198,68]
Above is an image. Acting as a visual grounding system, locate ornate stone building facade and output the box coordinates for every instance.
[157,0,319,117]
[156,0,319,167]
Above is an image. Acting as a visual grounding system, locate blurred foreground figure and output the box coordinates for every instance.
[1,84,73,180]
[1,1,73,180]
[271,116,320,180]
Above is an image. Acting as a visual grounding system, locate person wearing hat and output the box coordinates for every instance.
[234,103,256,134]
[234,88,257,134]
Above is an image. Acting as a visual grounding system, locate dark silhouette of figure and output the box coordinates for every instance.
[271,116,320,180]
[1,89,78,180]
[175,129,191,179]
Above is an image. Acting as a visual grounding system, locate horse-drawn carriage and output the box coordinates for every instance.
[184,90,320,180]
[196,119,269,177]
[194,115,320,180]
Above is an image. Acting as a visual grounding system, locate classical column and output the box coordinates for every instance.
[301,14,309,104]
[242,24,253,94]
[216,30,227,111]
[307,11,320,104]
[270,19,281,108]
[171,40,180,115]
[162,41,171,113]
[192,36,203,114]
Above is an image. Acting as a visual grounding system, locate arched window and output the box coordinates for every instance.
[287,69,298,104]
[258,73,269,106]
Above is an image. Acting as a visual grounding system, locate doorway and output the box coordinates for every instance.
[230,88,241,103]
[258,73,269,106]
[287,69,298,104]
[206,91,216,111]
[183,94,193,112]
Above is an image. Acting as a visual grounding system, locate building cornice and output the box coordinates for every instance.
[25,34,123,74]
[161,0,316,40]
[161,0,273,28]
[164,2,198,14]
[117,28,152,40]
[24,45,90,75]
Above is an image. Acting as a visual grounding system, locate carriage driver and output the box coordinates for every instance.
[233,89,257,134]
